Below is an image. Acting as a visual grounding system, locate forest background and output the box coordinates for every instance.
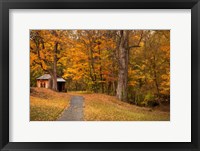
[30,30,170,107]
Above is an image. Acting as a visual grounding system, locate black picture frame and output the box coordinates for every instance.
[0,0,199,150]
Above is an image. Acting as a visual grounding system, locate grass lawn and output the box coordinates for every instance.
[69,92,170,121]
[30,87,70,121]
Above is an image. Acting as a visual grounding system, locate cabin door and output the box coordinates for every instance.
[57,82,62,92]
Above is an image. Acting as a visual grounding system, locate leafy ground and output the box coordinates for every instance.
[30,89,170,121]
[30,87,70,121]
[69,92,170,121]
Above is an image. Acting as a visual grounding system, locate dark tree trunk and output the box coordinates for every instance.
[107,81,112,95]
[75,81,78,91]
[98,43,104,93]
[89,46,97,92]
[52,42,58,91]
[112,81,116,95]
[116,30,129,101]
[152,54,160,96]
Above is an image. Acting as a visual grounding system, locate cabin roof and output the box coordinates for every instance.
[37,74,51,80]
[37,74,66,82]
[57,77,66,82]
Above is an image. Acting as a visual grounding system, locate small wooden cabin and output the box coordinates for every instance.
[36,74,66,92]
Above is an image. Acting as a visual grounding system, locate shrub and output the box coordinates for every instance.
[142,92,159,107]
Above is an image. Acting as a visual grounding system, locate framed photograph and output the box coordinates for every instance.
[0,0,199,150]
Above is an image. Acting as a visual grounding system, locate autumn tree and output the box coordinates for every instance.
[116,30,143,101]
[30,30,70,91]
[128,30,170,105]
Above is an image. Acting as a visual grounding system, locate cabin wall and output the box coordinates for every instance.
[36,79,66,92]
[62,83,65,91]
[37,80,40,88]
[37,80,50,88]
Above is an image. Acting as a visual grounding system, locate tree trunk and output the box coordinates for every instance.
[89,46,97,92]
[112,81,116,95]
[107,81,111,95]
[98,44,104,93]
[116,30,129,101]
[152,54,160,95]
[52,42,58,91]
